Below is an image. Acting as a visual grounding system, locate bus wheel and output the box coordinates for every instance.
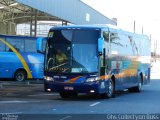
[59,92,70,98]
[101,79,114,98]
[14,70,27,82]
[129,77,142,92]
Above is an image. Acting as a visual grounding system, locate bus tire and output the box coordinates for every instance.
[128,77,142,92]
[59,92,70,98]
[14,70,27,82]
[101,79,114,98]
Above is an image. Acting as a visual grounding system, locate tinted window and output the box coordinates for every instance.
[135,36,150,56]
[103,31,109,42]
[110,32,124,55]
[72,30,99,73]
[108,31,135,56]
[42,39,46,52]
[45,29,99,73]
[6,37,24,52]
[128,35,139,56]
[120,34,133,55]
[103,31,111,55]
[73,30,98,44]
[0,37,5,52]
[25,38,36,52]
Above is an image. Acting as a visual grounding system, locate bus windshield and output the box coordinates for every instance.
[45,29,99,73]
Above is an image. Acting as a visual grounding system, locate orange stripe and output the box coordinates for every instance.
[100,69,138,80]
[66,76,82,83]
[100,75,110,80]
[65,69,138,84]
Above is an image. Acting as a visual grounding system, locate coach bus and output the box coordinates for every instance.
[0,35,46,81]
[44,25,151,98]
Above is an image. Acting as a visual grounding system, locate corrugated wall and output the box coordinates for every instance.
[16,0,116,25]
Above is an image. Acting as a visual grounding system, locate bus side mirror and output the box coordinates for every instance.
[37,50,45,54]
[98,37,104,55]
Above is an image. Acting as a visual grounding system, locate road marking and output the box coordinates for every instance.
[0,100,44,104]
[0,101,29,103]
[59,116,72,120]
[28,93,59,96]
[0,112,22,114]
[90,102,100,107]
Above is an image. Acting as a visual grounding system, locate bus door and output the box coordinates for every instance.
[107,31,124,88]
[100,48,106,77]
[98,37,107,91]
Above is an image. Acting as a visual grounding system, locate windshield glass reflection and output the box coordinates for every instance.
[45,29,99,73]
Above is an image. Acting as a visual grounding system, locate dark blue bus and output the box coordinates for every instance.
[44,25,151,98]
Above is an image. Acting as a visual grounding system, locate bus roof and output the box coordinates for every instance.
[0,34,46,39]
[50,24,149,39]
[50,24,108,30]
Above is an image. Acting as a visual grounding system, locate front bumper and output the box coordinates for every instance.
[44,81,100,94]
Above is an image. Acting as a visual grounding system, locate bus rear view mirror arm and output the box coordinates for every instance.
[37,50,45,54]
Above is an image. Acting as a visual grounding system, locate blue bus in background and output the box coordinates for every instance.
[44,25,151,98]
[0,35,46,81]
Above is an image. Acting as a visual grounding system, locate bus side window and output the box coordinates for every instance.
[25,38,36,52]
[103,31,110,54]
[0,39,5,52]
[110,32,123,55]
[8,45,19,52]
[103,31,109,42]
[6,38,24,52]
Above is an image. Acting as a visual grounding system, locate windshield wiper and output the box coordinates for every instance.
[49,62,68,71]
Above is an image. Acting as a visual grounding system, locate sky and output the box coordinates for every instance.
[82,0,160,53]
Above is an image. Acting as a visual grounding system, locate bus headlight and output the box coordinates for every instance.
[44,76,54,81]
[86,77,99,82]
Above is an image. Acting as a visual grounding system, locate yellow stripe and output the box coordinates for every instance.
[0,38,32,79]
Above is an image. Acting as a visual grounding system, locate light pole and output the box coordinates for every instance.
[142,26,143,34]
[133,20,135,33]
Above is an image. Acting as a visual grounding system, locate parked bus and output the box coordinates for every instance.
[0,35,46,81]
[44,25,151,98]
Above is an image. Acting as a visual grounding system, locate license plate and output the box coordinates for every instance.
[64,86,74,90]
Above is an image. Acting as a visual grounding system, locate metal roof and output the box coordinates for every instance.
[15,0,116,25]
[0,0,62,24]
